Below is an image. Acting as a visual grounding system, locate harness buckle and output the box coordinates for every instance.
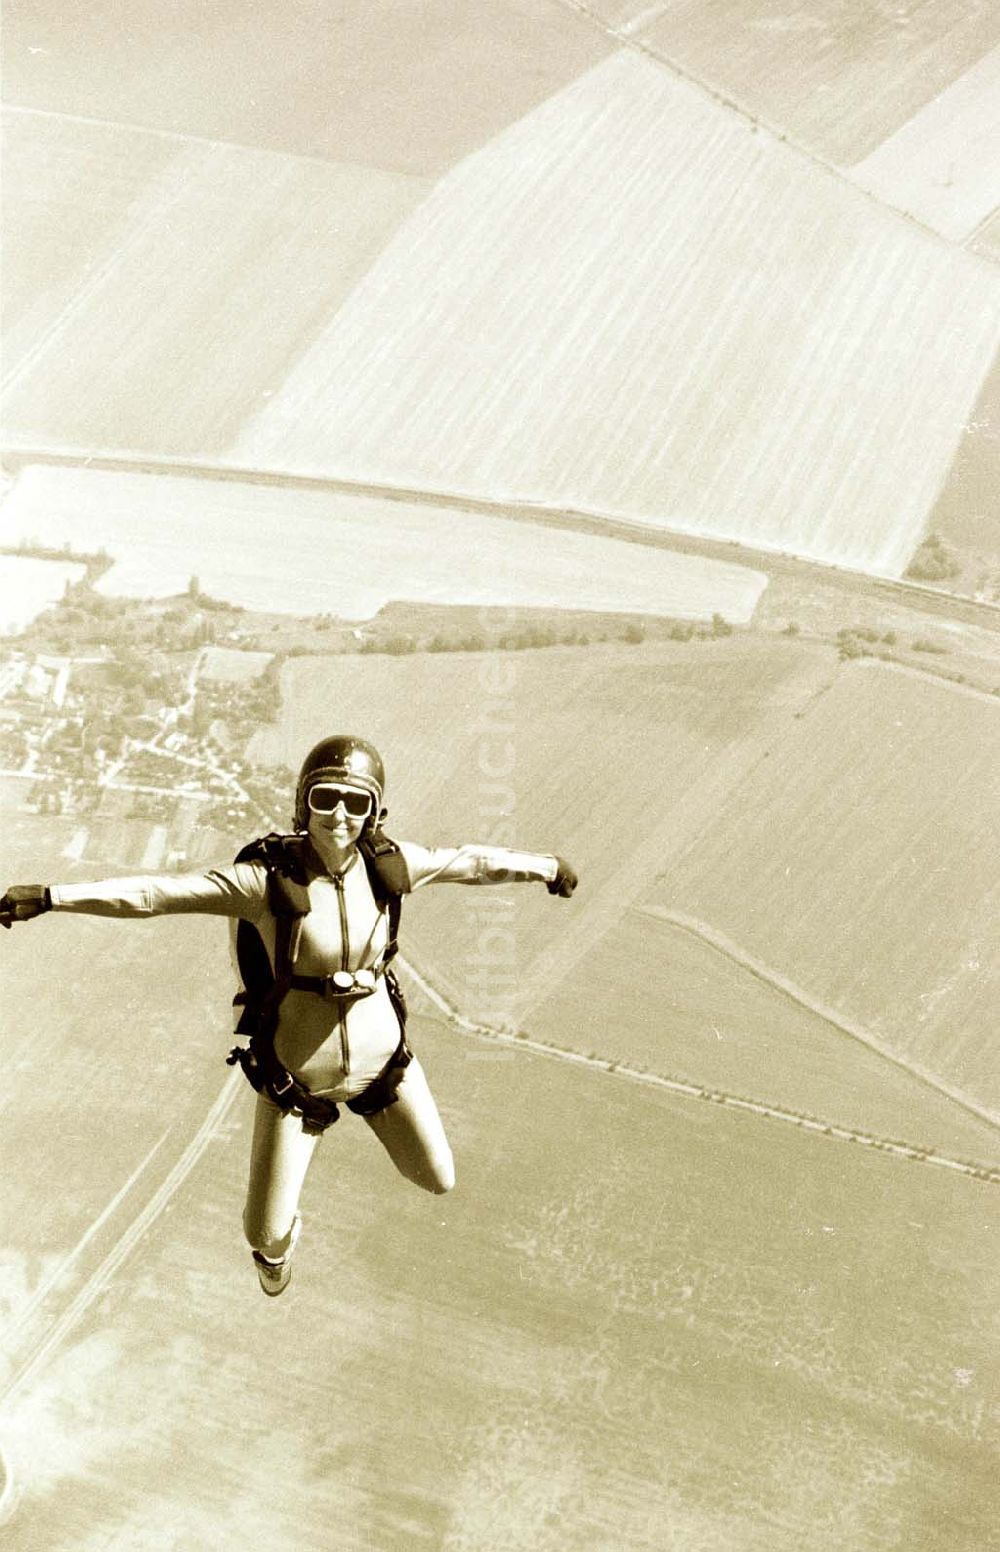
[269,1068,295,1099]
[328,967,377,996]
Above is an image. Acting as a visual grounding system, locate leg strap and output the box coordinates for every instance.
[227,1042,342,1135]
[345,1036,413,1117]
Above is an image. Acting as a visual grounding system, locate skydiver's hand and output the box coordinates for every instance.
[0,885,51,928]
[546,858,578,898]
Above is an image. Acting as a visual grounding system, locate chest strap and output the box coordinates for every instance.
[288,969,381,1000]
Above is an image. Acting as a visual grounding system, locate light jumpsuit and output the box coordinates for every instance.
[49,840,559,1259]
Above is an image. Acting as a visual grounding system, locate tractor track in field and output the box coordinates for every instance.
[398,956,1000,1185]
[0,1066,244,1413]
[635,907,1000,1132]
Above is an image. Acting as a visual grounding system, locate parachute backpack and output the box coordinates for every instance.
[226,736,413,1132]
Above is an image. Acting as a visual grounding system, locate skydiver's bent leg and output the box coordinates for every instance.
[363,1057,455,1194]
[242,1091,321,1259]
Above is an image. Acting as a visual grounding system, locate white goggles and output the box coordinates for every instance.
[306,783,373,818]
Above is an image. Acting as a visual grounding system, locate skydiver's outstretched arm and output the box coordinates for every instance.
[399,843,578,896]
[0,864,269,926]
[0,849,579,925]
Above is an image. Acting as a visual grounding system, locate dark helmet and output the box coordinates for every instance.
[294,734,386,829]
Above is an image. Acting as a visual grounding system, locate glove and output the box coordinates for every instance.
[0,884,51,928]
[546,858,578,898]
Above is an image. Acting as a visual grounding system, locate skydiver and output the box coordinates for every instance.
[2,734,577,1296]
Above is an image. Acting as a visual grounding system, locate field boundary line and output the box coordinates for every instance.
[847,654,1000,708]
[638,907,1000,1132]
[3,104,428,178]
[0,1067,243,1411]
[552,0,1000,262]
[398,956,1000,1184]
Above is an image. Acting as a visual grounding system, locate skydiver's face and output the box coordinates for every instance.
[305,782,372,855]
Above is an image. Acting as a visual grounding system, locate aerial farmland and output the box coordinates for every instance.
[1,1,999,1547]
[2,632,998,1548]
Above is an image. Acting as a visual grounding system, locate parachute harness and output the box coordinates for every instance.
[226,831,411,1135]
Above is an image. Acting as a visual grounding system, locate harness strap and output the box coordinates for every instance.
[226,1041,342,1135]
[288,970,380,996]
[345,1035,412,1116]
[228,829,410,1127]
[227,1031,413,1133]
[271,892,299,979]
[358,829,407,963]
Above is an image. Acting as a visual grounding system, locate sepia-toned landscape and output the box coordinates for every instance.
[2,2,999,1548]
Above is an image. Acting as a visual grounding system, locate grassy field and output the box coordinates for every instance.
[526,909,1000,1162]
[651,661,1000,1112]
[236,52,1000,580]
[925,351,1000,576]
[250,637,833,1011]
[0,814,238,1295]
[249,642,1000,1127]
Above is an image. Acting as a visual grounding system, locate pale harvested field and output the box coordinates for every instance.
[0,465,768,624]
[652,661,1000,1112]
[1,111,174,372]
[0,2,608,176]
[238,52,1000,579]
[598,0,1000,167]
[0,111,428,456]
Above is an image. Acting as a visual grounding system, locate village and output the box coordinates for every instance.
[0,638,293,841]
